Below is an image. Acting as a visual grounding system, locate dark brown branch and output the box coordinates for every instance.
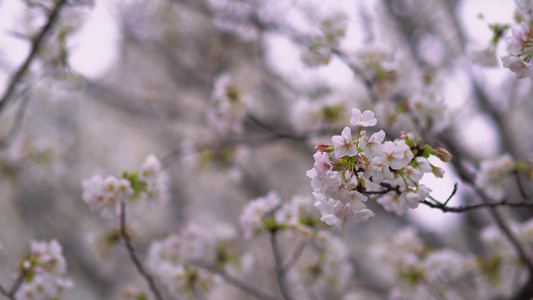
[189,259,277,300]
[0,0,68,116]
[119,202,164,300]
[0,273,25,300]
[7,276,23,300]
[421,199,533,213]
[160,125,340,169]
[515,171,530,200]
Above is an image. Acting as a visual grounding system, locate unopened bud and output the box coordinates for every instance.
[315,144,331,152]
[355,154,364,167]
[400,131,408,139]
[432,166,445,178]
[434,147,452,162]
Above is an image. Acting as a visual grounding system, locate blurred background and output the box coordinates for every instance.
[0,0,532,299]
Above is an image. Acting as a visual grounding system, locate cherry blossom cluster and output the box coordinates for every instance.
[17,240,72,300]
[366,228,476,299]
[475,153,533,200]
[82,154,168,222]
[292,230,352,294]
[206,74,248,135]
[240,191,331,239]
[301,10,347,67]
[475,153,516,200]
[307,108,451,227]
[239,192,353,295]
[146,223,248,295]
[363,222,533,300]
[239,190,282,239]
[502,22,533,79]
[291,96,350,135]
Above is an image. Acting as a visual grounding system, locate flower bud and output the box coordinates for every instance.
[434,147,452,162]
[315,144,332,152]
[432,166,445,178]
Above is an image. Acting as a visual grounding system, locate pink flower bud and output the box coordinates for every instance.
[315,144,332,152]
[432,166,445,178]
[434,147,452,162]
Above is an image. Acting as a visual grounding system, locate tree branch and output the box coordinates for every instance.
[0,0,68,116]
[269,229,293,300]
[0,273,25,300]
[281,241,306,274]
[189,259,277,300]
[119,202,164,300]
[0,90,32,151]
[421,198,533,213]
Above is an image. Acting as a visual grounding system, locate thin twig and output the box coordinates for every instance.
[427,183,458,207]
[421,199,533,213]
[281,241,307,274]
[442,183,458,206]
[0,0,68,116]
[119,202,164,300]
[189,259,277,300]
[192,283,208,300]
[269,230,293,300]
[0,90,32,151]
[160,125,341,169]
[515,171,530,200]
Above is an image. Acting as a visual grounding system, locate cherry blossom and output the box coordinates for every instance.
[350,109,377,127]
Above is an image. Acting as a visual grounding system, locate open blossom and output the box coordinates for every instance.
[18,240,72,300]
[240,191,281,238]
[332,127,358,158]
[139,154,161,181]
[476,154,515,200]
[509,22,533,55]
[502,55,533,79]
[502,22,533,79]
[351,109,377,127]
[365,160,393,183]
[306,151,333,179]
[359,130,385,157]
[377,140,413,170]
[206,73,248,134]
[82,175,120,219]
[146,222,239,296]
[377,193,406,215]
